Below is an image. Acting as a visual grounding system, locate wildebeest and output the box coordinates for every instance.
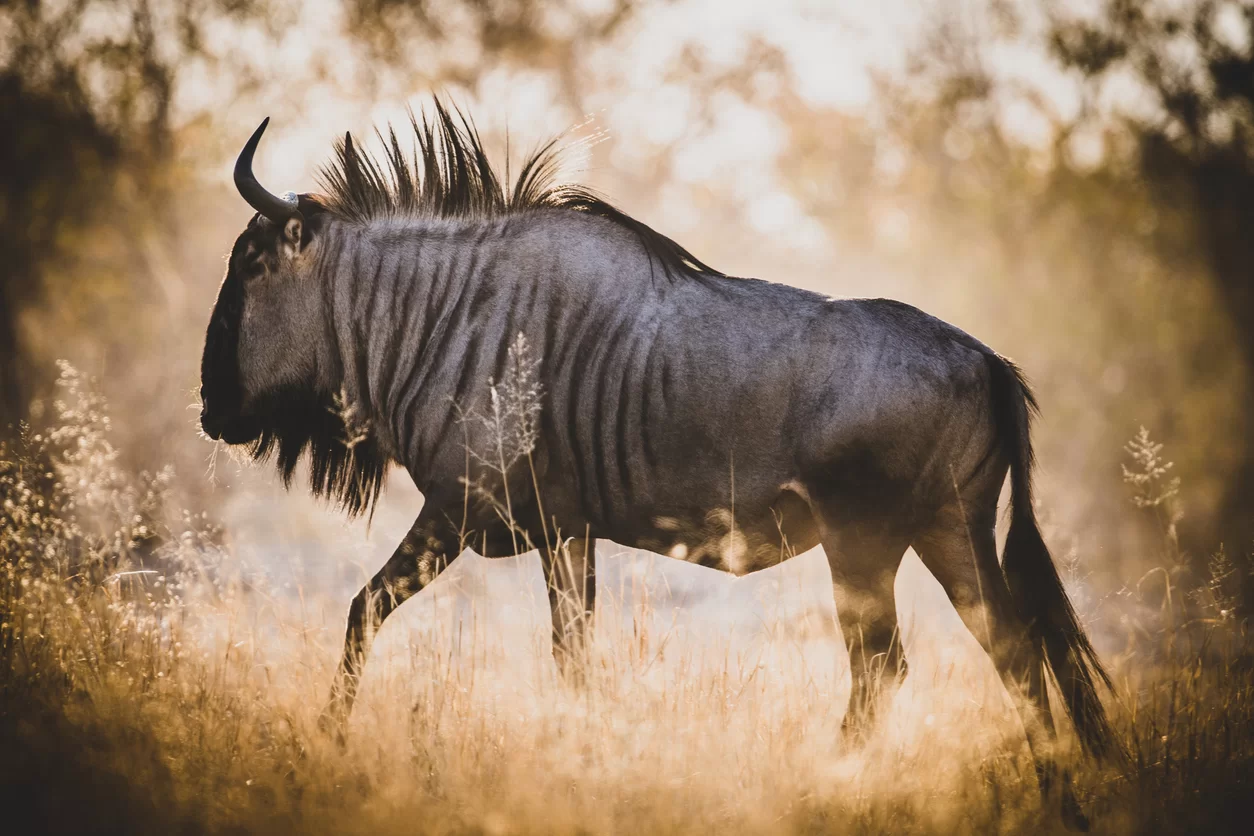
[200,101,1118,827]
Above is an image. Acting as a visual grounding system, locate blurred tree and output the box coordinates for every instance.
[0,74,119,430]
[345,0,636,106]
[0,0,269,432]
[1049,0,1254,561]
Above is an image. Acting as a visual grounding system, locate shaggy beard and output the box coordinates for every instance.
[245,385,387,519]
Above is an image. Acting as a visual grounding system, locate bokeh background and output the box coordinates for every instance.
[4,0,1253,636]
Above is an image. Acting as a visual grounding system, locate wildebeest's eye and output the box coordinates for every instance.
[236,241,263,278]
[239,243,268,280]
[243,258,266,280]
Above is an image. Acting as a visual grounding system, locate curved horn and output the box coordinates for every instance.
[234,118,300,223]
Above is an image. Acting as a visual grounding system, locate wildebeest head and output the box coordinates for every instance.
[200,119,385,516]
[200,118,323,443]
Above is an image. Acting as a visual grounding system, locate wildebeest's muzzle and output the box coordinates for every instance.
[199,398,260,444]
[199,259,260,445]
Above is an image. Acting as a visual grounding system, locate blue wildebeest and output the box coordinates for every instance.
[200,102,1118,826]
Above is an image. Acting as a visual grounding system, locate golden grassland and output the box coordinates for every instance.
[2,367,1252,835]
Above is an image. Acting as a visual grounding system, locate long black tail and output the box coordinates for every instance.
[986,355,1121,760]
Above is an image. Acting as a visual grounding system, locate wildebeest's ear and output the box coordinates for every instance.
[280,214,305,258]
[283,215,303,247]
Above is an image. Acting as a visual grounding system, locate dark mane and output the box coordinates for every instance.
[316,98,723,278]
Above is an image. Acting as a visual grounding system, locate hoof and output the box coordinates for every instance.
[316,710,348,750]
[1060,788,1090,832]
[552,650,590,690]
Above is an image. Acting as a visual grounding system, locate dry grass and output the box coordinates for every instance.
[2,367,1253,835]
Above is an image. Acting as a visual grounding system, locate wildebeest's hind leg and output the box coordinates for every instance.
[541,534,596,682]
[319,507,460,737]
[913,504,1088,830]
[812,513,911,735]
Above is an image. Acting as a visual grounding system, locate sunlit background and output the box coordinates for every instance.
[5,1,1254,831]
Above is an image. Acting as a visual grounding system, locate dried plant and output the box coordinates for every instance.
[1123,425,1183,553]
[456,332,544,551]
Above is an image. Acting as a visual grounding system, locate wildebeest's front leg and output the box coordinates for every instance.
[540,534,597,679]
[321,506,459,733]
